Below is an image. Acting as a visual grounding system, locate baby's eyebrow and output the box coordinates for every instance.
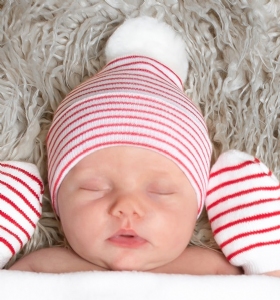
[148,177,179,188]
[79,176,112,187]
[70,167,105,180]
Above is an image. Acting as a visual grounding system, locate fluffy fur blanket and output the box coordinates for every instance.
[1,0,280,298]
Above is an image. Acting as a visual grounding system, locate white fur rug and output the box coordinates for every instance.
[1,0,280,271]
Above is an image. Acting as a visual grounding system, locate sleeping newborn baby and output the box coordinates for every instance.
[6,17,280,276]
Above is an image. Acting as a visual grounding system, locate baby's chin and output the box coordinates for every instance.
[103,257,173,272]
[80,248,181,272]
[108,263,160,272]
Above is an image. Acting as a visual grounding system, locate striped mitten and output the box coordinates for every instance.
[205,150,280,274]
[0,162,43,268]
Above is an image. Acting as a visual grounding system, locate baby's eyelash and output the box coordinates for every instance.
[81,187,110,192]
[148,191,176,196]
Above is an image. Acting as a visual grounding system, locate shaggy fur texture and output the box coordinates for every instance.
[0,0,280,268]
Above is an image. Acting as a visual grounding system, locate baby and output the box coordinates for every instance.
[3,17,280,276]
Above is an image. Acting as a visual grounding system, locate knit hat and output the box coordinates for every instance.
[47,17,212,216]
[206,150,280,274]
[0,162,43,268]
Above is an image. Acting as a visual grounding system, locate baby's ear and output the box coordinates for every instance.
[0,162,43,268]
[105,16,189,84]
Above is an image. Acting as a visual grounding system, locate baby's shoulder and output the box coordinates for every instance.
[9,247,74,272]
[152,246,242,275]
[9,247,105,273]
[184,246,242,275]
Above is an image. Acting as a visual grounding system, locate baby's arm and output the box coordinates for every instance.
[9,248,74,272]
[206,150,280,276]
[9,247,107,273]
[9,253,33,271]
[150,246,242,275]
[0,162,43,269]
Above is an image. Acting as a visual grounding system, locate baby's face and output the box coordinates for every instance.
[58,146,197,271]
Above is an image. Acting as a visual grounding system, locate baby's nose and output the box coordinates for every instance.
[109,193,145,218]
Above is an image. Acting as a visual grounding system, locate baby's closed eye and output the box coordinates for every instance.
[147,181,178,196]
[81,186,111,191]
[80,177,112,191]
[79,179,112,200]
[148,190,176,196]
[79,187,111,201]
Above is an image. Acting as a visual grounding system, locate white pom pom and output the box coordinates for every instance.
[105,16,188,83]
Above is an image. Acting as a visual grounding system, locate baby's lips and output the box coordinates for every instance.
[109,229,138,238]
[108,229,147,247]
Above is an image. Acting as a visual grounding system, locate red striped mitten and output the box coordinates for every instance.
[0,162,43,268]
[205,150,280,274]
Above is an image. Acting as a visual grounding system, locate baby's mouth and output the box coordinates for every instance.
[108,229,147,248]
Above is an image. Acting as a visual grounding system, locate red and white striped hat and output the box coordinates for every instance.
[47,55,212,216]
[47,17,212,216]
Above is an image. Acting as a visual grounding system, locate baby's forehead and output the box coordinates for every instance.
[70,146,188,179]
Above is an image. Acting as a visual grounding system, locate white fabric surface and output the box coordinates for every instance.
[1,270,280,300]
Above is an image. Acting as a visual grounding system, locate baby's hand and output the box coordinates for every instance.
[206,150,280,275]
[0,162,43,268]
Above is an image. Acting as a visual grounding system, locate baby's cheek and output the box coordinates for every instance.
[155,211,187,241]
[169,210,196,243]
[59,201,87,238]
[61,215,91,254]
